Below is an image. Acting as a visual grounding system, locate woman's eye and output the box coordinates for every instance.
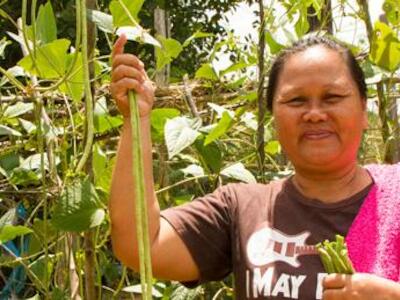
[287,97,305,105]
[325,94,344,102]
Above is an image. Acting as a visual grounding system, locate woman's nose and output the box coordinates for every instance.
[302,103,328,122]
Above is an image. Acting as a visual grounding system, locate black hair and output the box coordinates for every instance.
[266,36,367,111]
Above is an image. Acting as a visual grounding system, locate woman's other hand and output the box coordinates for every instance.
[110,34,155,119]
[323,273,400,300]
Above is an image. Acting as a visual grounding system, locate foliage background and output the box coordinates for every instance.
[0,0,399,299]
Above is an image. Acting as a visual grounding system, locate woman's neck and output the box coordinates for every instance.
[292,163,372,203]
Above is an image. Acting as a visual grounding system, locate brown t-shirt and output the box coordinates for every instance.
[160,178,373,300]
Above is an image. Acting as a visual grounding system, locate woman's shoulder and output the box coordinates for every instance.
[219,177,289,204]
[222,177,287,191]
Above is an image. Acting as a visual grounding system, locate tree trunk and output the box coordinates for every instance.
[307,0,333,33]
[257,0,266,182]
[154,5,170,87]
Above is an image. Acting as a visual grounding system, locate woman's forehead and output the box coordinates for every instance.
[283,45,346,73]
[275,46,355,92]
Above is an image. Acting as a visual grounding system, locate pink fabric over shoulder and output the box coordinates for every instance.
[346,163,400,281]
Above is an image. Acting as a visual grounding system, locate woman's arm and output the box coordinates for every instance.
[108,35,200,281]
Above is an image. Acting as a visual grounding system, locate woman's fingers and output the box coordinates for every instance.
[322,288,344,300]
[323,274,349,289]
[111,78,145,96]
[112,53,144,71]
[112,64,145,83]
[110,34,155,117]
[112,34,127,59]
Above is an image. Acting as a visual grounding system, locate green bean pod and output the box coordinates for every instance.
[340,249,355,274]
[324,243,347,273]
[129,91,153,299]
[316,244,335,274]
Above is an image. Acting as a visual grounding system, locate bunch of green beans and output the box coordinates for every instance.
[316,235,355,274]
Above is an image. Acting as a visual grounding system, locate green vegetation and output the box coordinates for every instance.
[317,235,355,275]
[0,0,399,298]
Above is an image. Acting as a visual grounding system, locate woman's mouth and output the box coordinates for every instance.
[303,130,333,140]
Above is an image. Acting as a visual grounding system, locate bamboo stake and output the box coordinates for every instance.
[128,91,153,300]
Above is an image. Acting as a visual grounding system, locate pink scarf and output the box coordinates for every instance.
[346,163,400,281]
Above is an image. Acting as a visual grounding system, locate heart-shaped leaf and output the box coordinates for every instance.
[52,177,105,232]
[165,117,201,159]
[221,163,256,183]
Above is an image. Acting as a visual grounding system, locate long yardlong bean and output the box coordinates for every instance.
[129,91,153,300]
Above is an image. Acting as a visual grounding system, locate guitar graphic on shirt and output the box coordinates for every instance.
[246,227,317,268]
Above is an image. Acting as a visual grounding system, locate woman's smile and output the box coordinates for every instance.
[302,129,334,141]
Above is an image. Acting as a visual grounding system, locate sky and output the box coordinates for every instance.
[213,0,385,73]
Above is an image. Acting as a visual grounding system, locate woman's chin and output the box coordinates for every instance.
[295,150,343,168]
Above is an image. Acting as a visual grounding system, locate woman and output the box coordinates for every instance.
[109,35,400,299]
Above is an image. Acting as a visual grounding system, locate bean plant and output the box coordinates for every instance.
[0,0,399,299]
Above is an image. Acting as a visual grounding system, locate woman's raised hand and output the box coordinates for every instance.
[110,34,155,119]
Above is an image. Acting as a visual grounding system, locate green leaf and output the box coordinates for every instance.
[295,11,310,38]
[3,102,34,119]
[170,284,203,300]
[32,219,57,242]
[9,168,40,186]
[0,153,21,176]
[0,37,11,59]
[0,66,26,87]
[92,96,123,133]
[221,163,256,183]
[165,117,201,159]
[183,31,214,48]
[383,0,400,25]
[19,118,37,134]
[0,225,32,244]
[52,177,105,232]
[18,39,70,79]
[24,295,40,300]
[0,208,16,228]
[181,164,204,177]
[195,63,219,81]
[59,52,84,102]
[370,22,400,72]
[29,254,55,288]
[94,115,123,133]
[93,144,107,187]
[194,136,222,174]
[156,36,183,70]
[122,285,163,298]
[204,112,234,146]
[0,125,22,136]
[88,9,113,33]
[265,31,285,54]
[20,153,54,171]
[208,103,235,119]
[265,140,281,155]
[116,26,161,47]
[240,112,257,131]
[109,0,144,27]
[226,76,247,89]
[150,108,181,143]
[220,60,249,76]
[36,1,57,44]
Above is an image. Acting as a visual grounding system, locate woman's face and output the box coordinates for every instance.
[272,45,368,172]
